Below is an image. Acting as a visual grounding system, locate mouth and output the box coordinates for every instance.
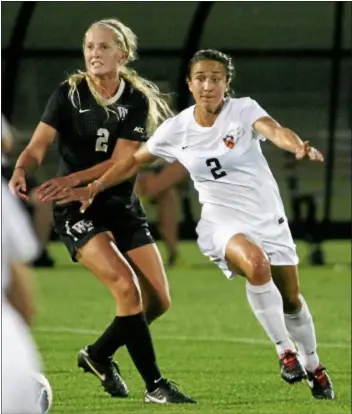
[91,61,103,68]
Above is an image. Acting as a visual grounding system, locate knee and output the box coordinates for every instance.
[246,252,271,284]
[146,293,171,323]
[156,293,171,316]
[107,271,140,303]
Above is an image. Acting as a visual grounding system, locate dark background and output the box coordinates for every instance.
[2,1,351,239]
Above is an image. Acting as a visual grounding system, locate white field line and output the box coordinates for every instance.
[35,326,351,349]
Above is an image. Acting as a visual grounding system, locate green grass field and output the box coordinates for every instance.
[33,241,351,414]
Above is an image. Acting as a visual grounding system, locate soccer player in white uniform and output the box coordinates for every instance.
[49,49,334,400]
[2,179,42,412]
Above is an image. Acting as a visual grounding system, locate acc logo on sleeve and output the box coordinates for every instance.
[133,126,145,134]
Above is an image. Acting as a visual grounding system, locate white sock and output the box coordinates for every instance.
[284,295,320,372]
[246,279,295,356]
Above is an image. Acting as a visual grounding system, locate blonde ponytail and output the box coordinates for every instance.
[120,67,173,136]
[67,18,174,135]
[67,71,86,109]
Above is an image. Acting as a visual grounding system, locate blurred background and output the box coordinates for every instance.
[2,1,351,263]
[2,4,351,412]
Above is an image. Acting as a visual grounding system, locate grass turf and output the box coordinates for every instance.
[33,241,351,413]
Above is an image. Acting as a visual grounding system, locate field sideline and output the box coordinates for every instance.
[33,241,351,413]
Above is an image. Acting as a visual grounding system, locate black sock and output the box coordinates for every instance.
[88,317,125,363]
[119,312,163,392]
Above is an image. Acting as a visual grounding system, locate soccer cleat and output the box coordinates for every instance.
[144,379,196,404]
[32,250,55,268]
[77,347,129,397]
[279,350,307,384]
[307,365,335,400]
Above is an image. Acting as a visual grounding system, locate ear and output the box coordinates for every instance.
[188,80,193,94]
[119,50,129,65]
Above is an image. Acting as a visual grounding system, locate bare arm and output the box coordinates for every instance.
[52,144,156,211]
[253,116,324,161]
[37,138,143,201]
[67,160,115,186]
[9,122,56,199]
[253,117,304,153]
[15,122,56,174]
[96,143,156,192]
[62,139,143,186]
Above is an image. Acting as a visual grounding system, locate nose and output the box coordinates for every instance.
[91,46,101,58]
[203,79,213,91]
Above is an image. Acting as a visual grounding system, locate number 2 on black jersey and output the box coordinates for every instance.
[206,158,227,180]
[95,128,109,152]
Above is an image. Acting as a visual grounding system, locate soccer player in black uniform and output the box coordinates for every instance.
[9,18,195,404]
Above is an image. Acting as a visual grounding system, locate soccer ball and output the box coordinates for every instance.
[33,372,53,413]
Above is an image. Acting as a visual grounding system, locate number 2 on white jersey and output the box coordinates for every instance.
[206,158,227,180]
[95,128,109,152]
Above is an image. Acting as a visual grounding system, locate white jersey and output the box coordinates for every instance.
[147,98,298,278]
[147,97,285,223]
[1,180,40,293]
[1,181,42,413]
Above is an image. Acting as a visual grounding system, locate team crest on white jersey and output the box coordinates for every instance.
[223,135,235,149]
[223,123,244,149]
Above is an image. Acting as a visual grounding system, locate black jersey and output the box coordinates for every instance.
[41,77,148,203]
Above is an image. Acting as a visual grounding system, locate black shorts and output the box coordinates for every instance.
[53,197,155,262]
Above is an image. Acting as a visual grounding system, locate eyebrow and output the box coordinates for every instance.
[85,41,109,45]
[194,70,222,74]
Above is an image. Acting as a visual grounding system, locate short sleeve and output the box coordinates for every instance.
[40,83,68,132]
[240,98,270,141]
[119,95,149,142]
[146,118,177,164]
[240,98,270,127]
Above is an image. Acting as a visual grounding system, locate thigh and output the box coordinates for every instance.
[113,221,155,255]
[125,243,170,300]
[77,232,136,287]
[53,203,108,261]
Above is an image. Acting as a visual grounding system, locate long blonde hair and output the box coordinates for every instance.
[67,18,173,136]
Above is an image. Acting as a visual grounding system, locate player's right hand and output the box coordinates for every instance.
[8,167,28,200]
[52,181,101,213]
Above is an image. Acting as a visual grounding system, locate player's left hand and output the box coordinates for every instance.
[37,175,80,202]
[295,141,324,162]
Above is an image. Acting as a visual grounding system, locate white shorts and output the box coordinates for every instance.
[2,300,42,414]
[196,204,299,279]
